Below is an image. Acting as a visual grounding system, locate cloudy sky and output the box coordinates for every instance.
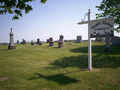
[0,0,119,43]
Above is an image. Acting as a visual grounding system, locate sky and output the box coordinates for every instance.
[0,0,119,43]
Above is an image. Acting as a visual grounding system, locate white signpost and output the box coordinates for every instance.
[77,9,114,70]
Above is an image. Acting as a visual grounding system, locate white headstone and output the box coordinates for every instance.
[8,28,16,49]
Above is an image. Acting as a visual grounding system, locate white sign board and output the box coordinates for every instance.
[90,18,114,38]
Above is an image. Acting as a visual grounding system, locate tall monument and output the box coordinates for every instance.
[8,28,16,49]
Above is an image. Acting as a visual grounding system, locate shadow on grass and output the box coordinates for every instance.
[46,54,120,70]
[29,73,79,85]
[71,45,120,54]
[29,44,120,85]
[48,55,88,69]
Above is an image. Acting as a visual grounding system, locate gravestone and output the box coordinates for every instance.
[112,36,120,45]
[17,40,19,44]
[36,39,40,44]
[64,40,67,42]
[58,35,64,48]
[37,39,43,45]
[22,39,26,44]
[49,37,54,46]
[95,37,99,42]
[8,28,16,49]
[46,39,49,43]
[110,37,113,42]
[31,41,35,45]
[39,42,43,45]
[76,36,82,43]
[104,37,111,52]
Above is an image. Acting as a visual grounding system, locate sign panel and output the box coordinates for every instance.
[90,18,114,38]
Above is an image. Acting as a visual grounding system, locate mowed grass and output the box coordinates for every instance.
[0,42,120,90]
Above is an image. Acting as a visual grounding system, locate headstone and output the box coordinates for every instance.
[31,40,35,45]
[95,37,99,42]
[39,41,43,45]
[31,42,35,45]
[37,39,43,45]
[49,37,54,46]
[36,39,40,44]
[22,39,26,44]
[110,36,113,42]
[76,36,82,43]
[17,40,19,44]
[112,36,120,45]
[46,39,49,43]
[8,28,16,49]
[64,40,67,42]
[104,37,111,52]
[58,35,64,48]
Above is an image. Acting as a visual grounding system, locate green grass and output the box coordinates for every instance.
[0,42,120,90]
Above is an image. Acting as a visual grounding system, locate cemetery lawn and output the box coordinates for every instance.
[0,42,120,90]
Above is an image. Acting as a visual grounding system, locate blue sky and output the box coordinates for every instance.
[0,0,119,43]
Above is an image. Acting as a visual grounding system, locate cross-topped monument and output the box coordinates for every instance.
[8,28,16,49]
[77,9,114,70]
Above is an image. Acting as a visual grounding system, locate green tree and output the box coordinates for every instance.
[96,0,120,32]
[0,0,47,20]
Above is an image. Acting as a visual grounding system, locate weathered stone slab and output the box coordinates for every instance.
[112,36,120,45]
[76,36,82,43]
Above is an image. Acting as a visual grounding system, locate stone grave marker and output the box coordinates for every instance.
[38,39,43,45]
[110,36,113,42]
[104,37,111,52]
[58,35,64,48]
[36,39,40,44]
[17,40,19,44]
[46,39,49,43]
[76,36,82,43]
[112,36,120,45]
[8,28,16,49]
[22,39,26,44]
[95,37,99,42]
[49,37,54,46]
